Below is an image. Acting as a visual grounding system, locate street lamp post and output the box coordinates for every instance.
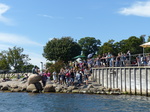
[141,35,146,56]
[40,62,43,74]
[0,55,3,74]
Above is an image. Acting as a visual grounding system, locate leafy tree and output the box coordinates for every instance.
[7,46,31,70]
[21,64,34,73]
[143,36,150,53]
[121,36,143,54]
[147,36,150,42]
[113,41,122,55]
[43,37,81,63]
[98,36,144,57]
[98,39,115,55]
[0,52,10,70]
[116,39,129,54]
[78,37,101,57]
[45,62,53,69]
[0,46,31,71]
[140,35,146,43]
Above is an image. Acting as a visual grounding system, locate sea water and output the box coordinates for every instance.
[0,92,150,112]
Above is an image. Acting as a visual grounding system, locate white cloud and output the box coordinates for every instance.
[0,3,9,15]
[0,33,46,66]
[0,3,12,25]
[0,33,43,46]
[119,1,150,17]
[38,14,53,19]
[38,14,64,19]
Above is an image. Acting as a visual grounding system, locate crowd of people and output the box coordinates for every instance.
[32,61,92,87]
[86,51,150,67]
[86,51,132,68]
[32,50,150,87]
[57,66,91,86]
[135,53,150,66]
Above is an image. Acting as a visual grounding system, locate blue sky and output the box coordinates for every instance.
[0,0,150,67]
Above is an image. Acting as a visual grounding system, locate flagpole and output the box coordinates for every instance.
[141,35,146,56]
[143,47,144,56]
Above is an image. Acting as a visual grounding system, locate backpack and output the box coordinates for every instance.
[66,73,70,77]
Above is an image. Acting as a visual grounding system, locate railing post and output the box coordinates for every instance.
[120,68,122,91]
[124,68,126,92]
[129,68,131,94]
[146,68,148,96]
[134,68,136,95]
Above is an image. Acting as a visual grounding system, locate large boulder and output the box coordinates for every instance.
[43,84,55,92]
[26,82,43,92]
[10,83,18,89]
[28,74,42,85]
[55,85,63,93]
[1,86,9,91]
[0,81,12,90]
[11,88,22,92]
[72,89,80,93]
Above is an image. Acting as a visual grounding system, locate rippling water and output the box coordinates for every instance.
[0,92,150,112]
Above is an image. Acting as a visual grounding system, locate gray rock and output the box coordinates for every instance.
[72,89,79,93]
[110,91,121,95]
[52,83,58,87]
[98,86,105,91]
[87,84,94,89]
[104,88,112,92]
[44,84,55,92]
[89,88,97,94]
[10,83,18,89]
[32,89,39,93]
[11,78,18,81]
[67,86,75,91]
[79,88,88,94]
[27,82,42,92]
[112,88,120,91]
[11,88,21,92]
[55,86,63,92]
[1,86,9,91]
[27,84,36,92]
[62,89,67,93]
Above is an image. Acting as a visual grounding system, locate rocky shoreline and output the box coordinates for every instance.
[0,74,121,95]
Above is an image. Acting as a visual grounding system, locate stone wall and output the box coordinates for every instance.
[92,67,150,96]
[0,73,31,78]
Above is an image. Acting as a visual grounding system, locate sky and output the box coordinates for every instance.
[0,0,150,67]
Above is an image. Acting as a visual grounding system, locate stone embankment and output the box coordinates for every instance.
[0,74,121,95]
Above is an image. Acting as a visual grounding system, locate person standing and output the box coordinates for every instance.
[41,72,47,87]
[147,54,150,66]
[52,71,57,83]
[115,53,121,67]
[46,71,51,81]
[136,54,141,66]
[126,50,131,65]
[70,69,75,86]
[76,71,81,86]
[65,71,70,86]
[84,67,90,85]
[142,55,147,66]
